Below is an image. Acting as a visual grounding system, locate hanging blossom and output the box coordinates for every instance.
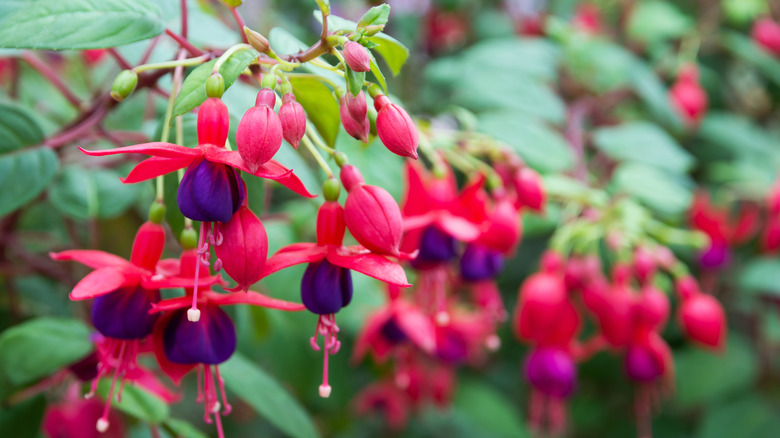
[149,248,304,437]
[263,176,412,398]
[51,219,216,432]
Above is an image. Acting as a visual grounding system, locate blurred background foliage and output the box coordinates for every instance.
[1,0,780,437]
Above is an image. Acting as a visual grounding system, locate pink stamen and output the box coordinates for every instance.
[203,365,214,424]
[310,314,341,398]
[215,367,232,415]
[190,223,206,322]
[213,258,223,272]
[196,365,204,403]
[96,342,126,432]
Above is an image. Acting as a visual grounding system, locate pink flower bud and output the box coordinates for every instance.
[197,98,230,147]
[633,246,656,284]
[374,96,419,159]
[340,96,369,143]
[675,275,701,300]
[341,165,403,256]
[130,222,165,271]
[279,93,306,149]
[679,292,726,350]
[343,41,371,72]
[477,199,521,253]
[237,90,283,173]
[636,285,669,331]
[669,65,708,125]
[317,201,346,246]
[215,205,269,291]
[340,163,364,192]
[752,18,780,57]
[513,272,568,344]
[514,167,545,212]
[345,90,368,122]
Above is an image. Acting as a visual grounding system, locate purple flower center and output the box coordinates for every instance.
[411,226,457,268]
[380,317,408,344]
[162,305,237,365]
[524,347,576,398]
[460,243,504,281]
[697,242,731,270]
[301,260,353,315]
[177,158,245,223]
[435,328,469,364]
[624,345,662,382]
[91,287,160,340]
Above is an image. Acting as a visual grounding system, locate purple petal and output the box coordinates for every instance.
[625,345,662,382]
[411,226,457,268]
[162,305,236,365]
[91,287,160,340]
[177,159,244,223]
[460,243,504,281]
[301,260,353,315]
[524,347,577,398]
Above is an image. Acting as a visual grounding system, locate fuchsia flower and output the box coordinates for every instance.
[674,276,726,350]
[689,192,759,269]
[374,94,419,159]
[237,88,284,172]
[80,97,314,224]
[44,383,125,438]
[150,249,304,435]
[263,197,411,397]
[279,92,306,149]
[342,41,371,72]
[214,200,268,292]
[669,64,708,125]
[339,93,370,142]
[752,18,780,57]
[353,298,435,364]
[51,221,214,432]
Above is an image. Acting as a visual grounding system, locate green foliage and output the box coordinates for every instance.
[0,0,165,49]
[97,380,171,424]
[49,165,143,220]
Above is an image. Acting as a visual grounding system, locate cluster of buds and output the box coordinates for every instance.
[352,148,545,428]
[513,241,725,437]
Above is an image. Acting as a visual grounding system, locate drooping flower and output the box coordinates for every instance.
[352,299,436,364]
[524,346,577,437]
[237,89,284,172]
[213,203,268,292]
[374,94,419,159]
[279,92,306,149]
[342,41,371,72]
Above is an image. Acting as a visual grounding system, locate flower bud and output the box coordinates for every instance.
[669,65,708,125]
[633,246,656,284]
[215,205,268,292]
[244,27,270,53]
[317,201,346,246]
[339,96,370,143]
[636,285,669,331]
[205,73,225,98]
[342,165,403,256]
[343,41,371,72]
[752,18,780,57]
[237,90,283,173]
[110,70,138,102]
[197,98,230,147]
[130,221,165,271]
[679,292,726,350]
[514,167,545,212]
[476,199,521,253]
[513,272,567,343]
[279,93,306,149]
[374,95,419,159]
[345,90,368,121]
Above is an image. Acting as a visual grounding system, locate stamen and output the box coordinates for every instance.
[311,315,341,398]
[196,365,204,403]
[213,258,223,272]
[435,311,450,326]
[189,223,205,322]
[215,367,232,415]
[485,334,501,351]
[97,342,126,434]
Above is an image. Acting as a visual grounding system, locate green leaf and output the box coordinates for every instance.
[173,48,258,117]
[674,334,758,409]
[453,75,565,123]
[289,76,340,147]
[627,1,692,45]
[367,50,387,92]
[739,257,780,296]
[97,380,170,424]
[0,147,59,217]
[0,0,165,50]
[358,4,390,29]
[0,394,46,437]
[629,63,684,130]
[593,122,694,173]
[0,104,44,153]
[269,27,308,54]
[454,380,529,438]
[345,67,364,96]
[722,32,780,87]
[477,111,573,172]
[49,165,142,220]
[611,162,693,216]
[564,39,638,93]
[220,353,320,438]
[696,396,780,438]
[698,112,780,158]
[164,418,209,438]
[314,0,330,15]
[722,0,768,25]
[0,318,92,394]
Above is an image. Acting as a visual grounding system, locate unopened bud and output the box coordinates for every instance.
[205,73,225,98]
[342,41,371,73]
[244,27,270,53]
[148,202,166,224]
[323,178,341,201]
[110,70,138,102]
[180,226,198,250]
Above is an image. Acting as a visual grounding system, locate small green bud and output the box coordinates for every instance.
[180,226,198,250]
[244,27,270,53]
[323,178,341,201]
[334,152,349,167]
[148,202,166,224]
[205,73,225,98]
[279,80,293,96]
[366,83,383,99]
[362,25,385,37]
[261,73,277,90]
[220,0,242,7]
[110,70,138,102]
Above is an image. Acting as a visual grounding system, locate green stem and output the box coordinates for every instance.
[133,55,209,73]
[305,125,336,154]
[284,72,341,89]
[302,135,333,178]
[213,44,255,73]
[156,50,187,202]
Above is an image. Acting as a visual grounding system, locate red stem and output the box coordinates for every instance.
[180,0,189,38]
[107,48,133,70]
[165,29,204,57]
[230,7,248,43]
[565,99,591,183]
[21,52,82,108]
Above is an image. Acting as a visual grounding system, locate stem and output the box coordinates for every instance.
[180,0,189,38]
[305,125,336,154]
[156,49,188,202]
[213,44,254,73]
[230,7,248,43]
[165,29,204,57]
[134,55,209,73]
[302,135,334,178]
[140,37,161,66]
[285,71,340,88]
[107,48,134,70]
[21,52,82,108]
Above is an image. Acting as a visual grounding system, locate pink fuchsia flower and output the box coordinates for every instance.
[678,291,726,350]
[582,264,636,348]
[80,98,314,223]
[342,41,371,72]
[44,382,125,438]
[354,381,411,431]
[524,346,577,437]
[263,199,411,397]
[571,2,602,34]
[669,64,708,125]
[689,192,760,269]
[339,93,370,143]
[752,18,780,57]
[513,268,575,346]
[279,92,306,149]
[374,95,419,159]
[237,89,284,172]
[352,299,436,364]
[150,249,303,436]
[213,203,268,292]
